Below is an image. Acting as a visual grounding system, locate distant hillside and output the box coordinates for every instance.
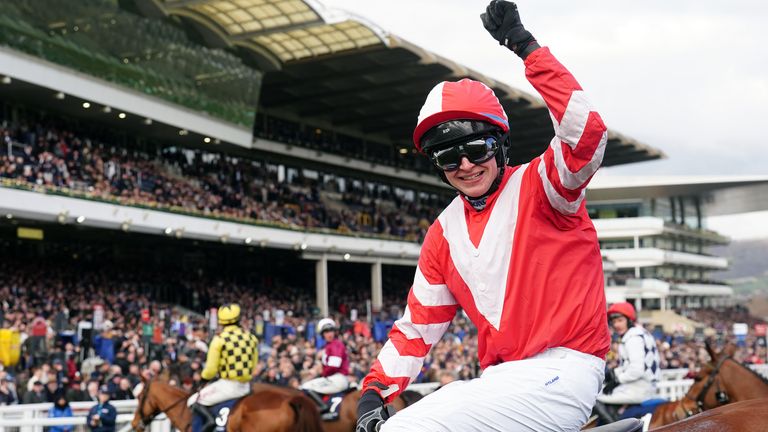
[711,239,768,280]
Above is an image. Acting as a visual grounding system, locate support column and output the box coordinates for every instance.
[315,255,329,317]
[660,296,667,311]
[371,260,383,313]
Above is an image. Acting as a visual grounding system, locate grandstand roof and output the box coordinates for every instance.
[588,175,768,216]
[131,0,664,167]
[588,175,768,200]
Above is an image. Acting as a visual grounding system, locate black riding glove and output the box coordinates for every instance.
[356,390,393,432]
[480,0,539,60]
[603,367,619,395]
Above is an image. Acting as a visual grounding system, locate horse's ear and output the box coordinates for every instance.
[723,342,738,357]
[140,370,150,384]
[705,338,718,362]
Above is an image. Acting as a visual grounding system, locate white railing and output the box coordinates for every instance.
[656,379,694,402]
[0,400,170,432]
[751,364,768,379]
[659,368,689,381]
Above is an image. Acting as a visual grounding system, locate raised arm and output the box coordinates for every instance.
[527,48,608,215]
[482,0,608,215]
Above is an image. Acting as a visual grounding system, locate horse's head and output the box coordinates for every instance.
[131,374,193,432]
[131,377,162,431]
[683,341,736,412]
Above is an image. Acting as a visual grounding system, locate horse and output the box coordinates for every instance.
[131,378,323,432]
[318,388,423,432]
[649,341,768,429]
[650,398,768,431]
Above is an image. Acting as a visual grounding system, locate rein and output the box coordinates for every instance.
[674,354,732,421]
[694,354,731,410]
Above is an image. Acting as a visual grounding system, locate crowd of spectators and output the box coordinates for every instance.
[0,254,476,408]
[254,114,430,174]
[1,247,766,408]
[0,117,449,242]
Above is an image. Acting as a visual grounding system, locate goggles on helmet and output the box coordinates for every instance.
[427,134,504,172]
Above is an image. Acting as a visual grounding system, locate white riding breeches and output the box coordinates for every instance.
[381,347,605,432]
[596,380,654,405]
[187,379,251,407]
[300,373,349,394]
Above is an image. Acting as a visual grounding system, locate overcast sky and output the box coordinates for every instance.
[321,0,768,239]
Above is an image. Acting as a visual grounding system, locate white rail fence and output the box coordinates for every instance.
[2,365,767,431]
[0,400,169,432]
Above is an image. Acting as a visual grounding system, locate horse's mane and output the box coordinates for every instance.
[725,358,768,386]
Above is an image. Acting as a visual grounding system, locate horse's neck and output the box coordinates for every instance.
[723,362,768,400]
[156,384,192,431]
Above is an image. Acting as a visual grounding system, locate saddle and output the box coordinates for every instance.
[590,418,643,432]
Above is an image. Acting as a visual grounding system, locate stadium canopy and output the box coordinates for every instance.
[129,0,664,167]
[588,175,768,216]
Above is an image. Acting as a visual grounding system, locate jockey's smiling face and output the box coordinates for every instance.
[322,330,336,342]
[610,315,629,336]
[444,156,499,198]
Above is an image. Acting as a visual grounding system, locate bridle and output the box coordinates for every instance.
[676,354,732,420]
[134,380,191,431]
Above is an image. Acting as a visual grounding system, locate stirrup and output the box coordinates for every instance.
[192,403,215,432]
[304,389,329,412]
[593,401,618,425]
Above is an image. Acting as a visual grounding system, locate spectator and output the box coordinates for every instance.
[23,381,46,404]
[45,379,60,402]
[48,392,74,432]
[87,385,117,432]
[112,377,134,400]
[93,321,116,364]
[0,377,16,405]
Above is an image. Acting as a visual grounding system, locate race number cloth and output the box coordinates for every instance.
[382,348,604,432]
[362,46,610,402]
[191,400,237,432]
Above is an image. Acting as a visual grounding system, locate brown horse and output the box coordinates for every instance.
[131,379,323,432]
[649,342,768,429]
[650,398,768,431]
[319,388,423,432]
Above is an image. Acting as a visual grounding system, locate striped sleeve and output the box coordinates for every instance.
[525,47,608,215]
[361,228,458,402]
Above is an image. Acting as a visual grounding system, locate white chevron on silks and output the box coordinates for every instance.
[437,164,528,330]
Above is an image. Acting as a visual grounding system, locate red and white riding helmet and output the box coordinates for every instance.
[413,78,510,152]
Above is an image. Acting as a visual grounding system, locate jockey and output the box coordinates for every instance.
[187,304,258,432]
[301,318,350,411]
[356,2,611,431]
[594,302,661,423]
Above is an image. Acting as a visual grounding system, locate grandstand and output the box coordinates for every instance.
[588,175,768,311]
[0,0,664,316]
[2,2,766,429]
